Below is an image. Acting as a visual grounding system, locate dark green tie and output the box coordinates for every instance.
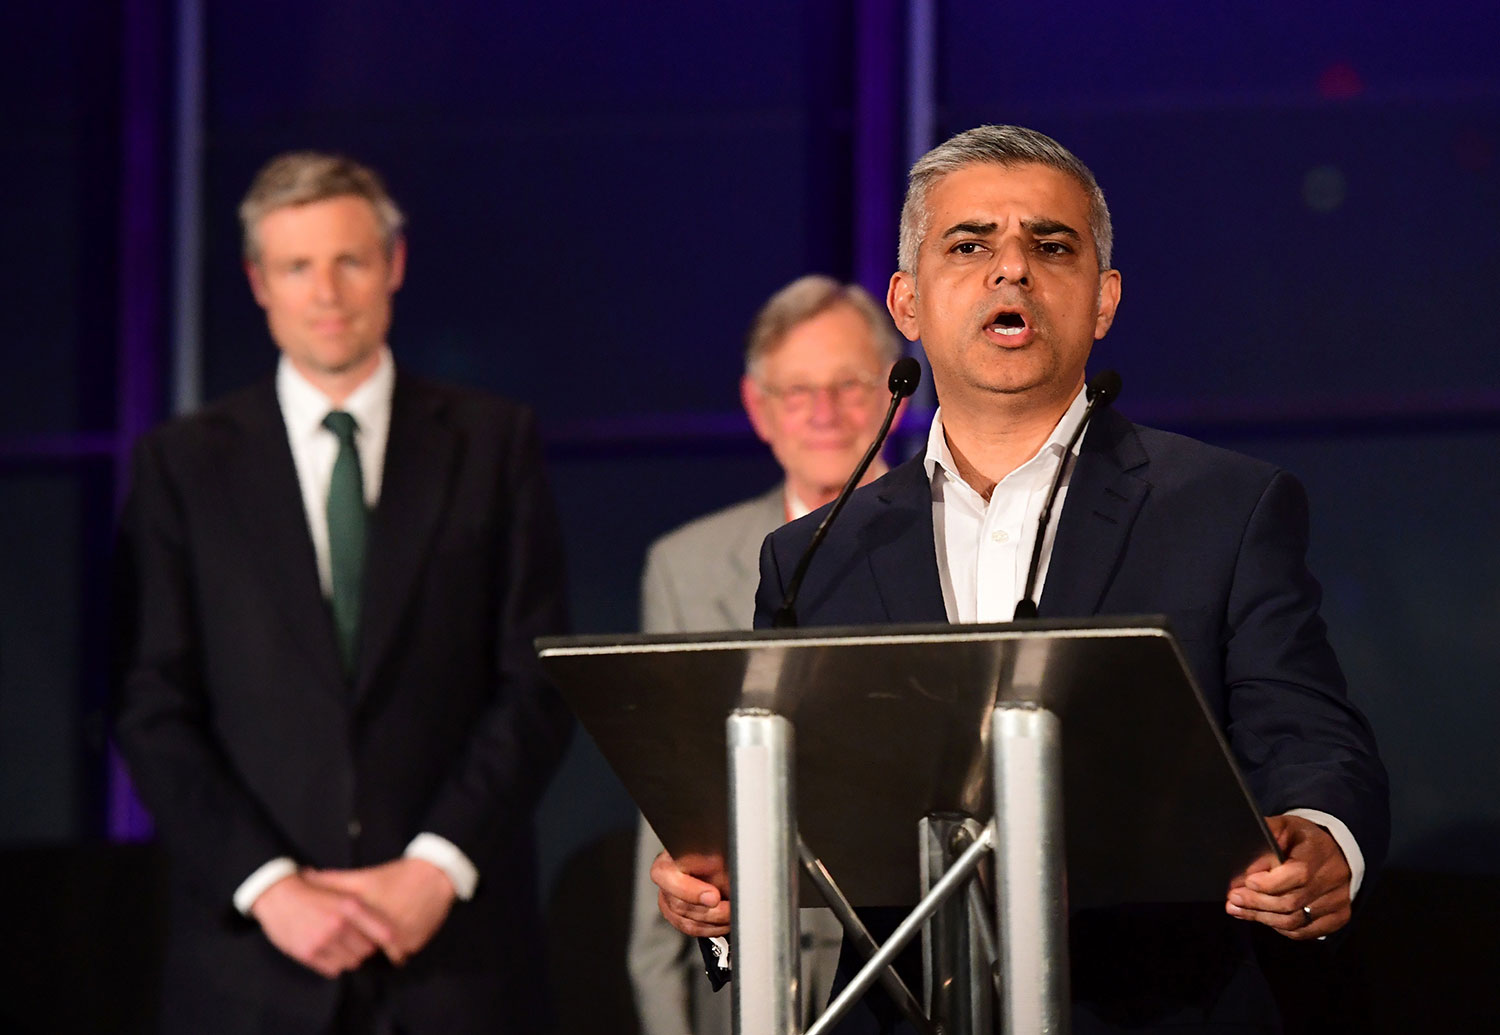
[322,411,367,676]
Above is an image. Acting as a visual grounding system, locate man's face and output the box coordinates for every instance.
[887,162,1121,417]
[245,195,405,385]
[742,302,894,508]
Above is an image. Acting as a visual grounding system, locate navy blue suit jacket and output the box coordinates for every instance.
[754,408,1387,1031]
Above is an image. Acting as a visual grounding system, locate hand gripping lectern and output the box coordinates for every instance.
[536,618,1277,1035]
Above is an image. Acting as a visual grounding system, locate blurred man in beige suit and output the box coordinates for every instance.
[628,275,907,1034]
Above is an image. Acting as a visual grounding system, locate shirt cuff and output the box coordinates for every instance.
[233,856,298,915]
[1285,808,1366,899]
[405,833,479,900]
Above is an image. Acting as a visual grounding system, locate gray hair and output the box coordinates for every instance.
[745,275,903,379]
[239,151,405,263]
[897,125,1113,273]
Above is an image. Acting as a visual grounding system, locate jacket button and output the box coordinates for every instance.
[347,818,362,839]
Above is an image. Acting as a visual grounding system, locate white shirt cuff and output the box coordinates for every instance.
[405,833,479,900]
[233,856,298,915]
[1286,808,1366,899]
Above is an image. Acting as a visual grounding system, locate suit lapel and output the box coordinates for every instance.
[865,455,949,624]
[355,375,458,699]
[711,487,782,628]
[1038,408,1151,618]
[223,382,348,695]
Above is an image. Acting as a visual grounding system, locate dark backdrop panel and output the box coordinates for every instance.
[940,104,1499,410]
[0,0,125,849]
[939,1,1498,109]
[552,449,783,635]
[198,0,853,423]
[1211,427,1500,876]
[0,2,122,435]
[938,1,1500,408]
[0,476,84,842]
[202,123,818,421]
[206,2,819,121]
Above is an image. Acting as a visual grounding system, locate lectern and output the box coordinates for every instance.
[537,617,1276,1034]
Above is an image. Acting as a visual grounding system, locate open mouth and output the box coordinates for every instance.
[988,310,1029,337]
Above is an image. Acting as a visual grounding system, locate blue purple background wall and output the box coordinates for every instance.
[1,0,1496,950]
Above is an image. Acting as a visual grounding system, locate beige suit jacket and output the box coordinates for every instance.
[627,486,844,1035]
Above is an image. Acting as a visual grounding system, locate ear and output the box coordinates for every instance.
[386,235,408,292]
[886,271,921,342]
[1094,268,1122,340]
[740,375,773,444]
[245,260,270,309]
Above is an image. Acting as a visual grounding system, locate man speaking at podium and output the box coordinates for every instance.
[652,125,1388,1032]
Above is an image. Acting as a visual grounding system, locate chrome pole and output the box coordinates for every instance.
[798,839,931,1032]
[808,827,993,1035]
[921,815,992,1035]
[728,709,799,1035]
[992,704,1070,1033]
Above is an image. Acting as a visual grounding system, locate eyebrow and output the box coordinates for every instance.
[940,221,999,239]
[1021,218,1081,241]
[939,218,1083,242]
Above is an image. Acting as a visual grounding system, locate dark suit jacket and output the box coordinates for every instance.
[114,372,572,1034]
[754,409,1388,1031]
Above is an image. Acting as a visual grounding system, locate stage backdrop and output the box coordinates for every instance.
[0,4,1496,1030]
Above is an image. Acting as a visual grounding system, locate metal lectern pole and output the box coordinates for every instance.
[920,815,993,1035]
[991,704,1070,1033]
[728,709,799,1035]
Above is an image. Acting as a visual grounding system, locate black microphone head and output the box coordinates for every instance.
[1086,369,1122,408]
[888,357,922,399]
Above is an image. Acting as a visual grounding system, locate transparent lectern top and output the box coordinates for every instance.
[537,618,1273,907]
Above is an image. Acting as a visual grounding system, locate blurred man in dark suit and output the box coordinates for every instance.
[115,152,572,1034]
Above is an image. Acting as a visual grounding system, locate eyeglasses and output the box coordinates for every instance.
[760,373,882,413]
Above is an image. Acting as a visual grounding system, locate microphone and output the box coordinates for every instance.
[1012,370,1123,620]
[772,357,922,628]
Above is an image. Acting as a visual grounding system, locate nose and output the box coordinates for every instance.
[991,236,1031,287]
[311,263,340,304]
[807,385,839,425]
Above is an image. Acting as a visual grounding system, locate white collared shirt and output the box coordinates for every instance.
[926,388,1089,623]
[232,348,478,914]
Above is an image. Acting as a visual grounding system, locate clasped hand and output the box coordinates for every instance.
[250,857,456,978]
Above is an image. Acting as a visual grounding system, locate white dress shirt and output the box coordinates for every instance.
[926,391,1088,622]
[231,349,479,914]
[786,489,813,522]
[923,392,1364,898]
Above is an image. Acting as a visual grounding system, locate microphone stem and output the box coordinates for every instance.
[1015,393,1103,619]
[774,390,904,628]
